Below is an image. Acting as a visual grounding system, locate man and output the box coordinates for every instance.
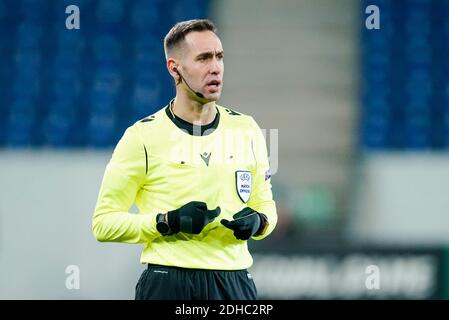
[92,19,277,300]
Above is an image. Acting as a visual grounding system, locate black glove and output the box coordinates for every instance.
[164,201,220,235]
[220,207,268,240]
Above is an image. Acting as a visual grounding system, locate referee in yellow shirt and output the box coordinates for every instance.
[92,19,277,300]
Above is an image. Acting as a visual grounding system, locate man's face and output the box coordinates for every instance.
[179,30,224,101]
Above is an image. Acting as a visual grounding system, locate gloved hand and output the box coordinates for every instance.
[165,201,221,235]
[220,207,268,240]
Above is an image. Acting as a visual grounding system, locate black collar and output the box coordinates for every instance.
[165,100,220,136]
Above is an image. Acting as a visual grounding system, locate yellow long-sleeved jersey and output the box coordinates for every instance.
[92,101,277,270]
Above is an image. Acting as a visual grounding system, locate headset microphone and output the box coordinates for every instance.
[174,67,205,99]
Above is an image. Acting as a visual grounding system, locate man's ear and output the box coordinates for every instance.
[167,58,180,80]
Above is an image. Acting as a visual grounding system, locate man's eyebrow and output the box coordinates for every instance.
[195,50,224,58]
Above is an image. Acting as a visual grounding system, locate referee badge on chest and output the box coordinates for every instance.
[235,170,252,203]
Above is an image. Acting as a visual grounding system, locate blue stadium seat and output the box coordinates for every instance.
[134,35,162,61]
[360,0,449,150]
[42,112,75,147]
[13,74,40,98]
[90,68,121,111]
[405,79,432,98]
[92,34,122,63]
[131,0,160,31]
[96,0,125,24]
[87,113,117,147]
[364,96,389,113]
[14,52,41,98]
[14,48,41,68]
[362,128,388,149]
[51,78,81,102]
[49,98,77,115]
[404,126,431,149]
[132,80,161,117]
[0,0,209,148]
[60,0,90,5]
[444,110,449,146]
[16,21,43,49]
[5,110,35,147]
[51,58,81,85]
[0,1,4,20]
[20,0,46,20]
[54,31,85,55]
[9,97,36,114]
[172,0,208,21]
[90,93,115,114]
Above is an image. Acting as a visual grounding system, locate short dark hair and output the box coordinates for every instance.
[164,19,217,59]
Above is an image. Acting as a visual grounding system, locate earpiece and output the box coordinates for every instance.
[172,65,205,99]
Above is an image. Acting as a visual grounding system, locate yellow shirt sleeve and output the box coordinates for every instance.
[247,117,278,240]
[92,123,158,243]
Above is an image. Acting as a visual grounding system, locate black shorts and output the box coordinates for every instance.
[135,264,258,300]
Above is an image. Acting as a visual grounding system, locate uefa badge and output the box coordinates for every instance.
[235,171,252,203]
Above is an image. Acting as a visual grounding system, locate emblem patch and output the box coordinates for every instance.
[235,171,252,203]
[265,169,272,181]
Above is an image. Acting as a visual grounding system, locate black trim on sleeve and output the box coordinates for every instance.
[140,116,155,123]
[225,108,241,116]
[143,145,148,175]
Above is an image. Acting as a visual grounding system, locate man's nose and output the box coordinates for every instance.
[209,58,222,75]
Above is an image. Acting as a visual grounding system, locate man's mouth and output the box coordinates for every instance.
[206,80,221,90]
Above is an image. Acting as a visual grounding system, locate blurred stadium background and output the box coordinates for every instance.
[1,0,449,299]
